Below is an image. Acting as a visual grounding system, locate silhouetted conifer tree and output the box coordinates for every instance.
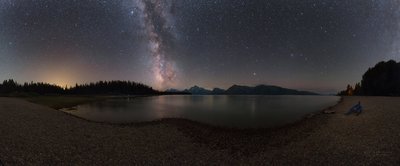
[0,80,159,95]
[339,60,400,96]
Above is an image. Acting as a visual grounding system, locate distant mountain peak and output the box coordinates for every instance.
[169,84,318,95]
[225,84,318,95]
[184,85,212,95]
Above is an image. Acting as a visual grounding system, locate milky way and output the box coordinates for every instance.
[1,0,400,93]
[136,0,177,89]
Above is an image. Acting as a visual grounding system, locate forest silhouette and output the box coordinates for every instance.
[2,60,399,96]
[0,80,161,96]
[339,60,400,96]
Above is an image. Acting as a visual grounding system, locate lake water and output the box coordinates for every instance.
[63,95,340,128]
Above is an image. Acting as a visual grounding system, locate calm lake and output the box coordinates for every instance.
[63,95,340,128]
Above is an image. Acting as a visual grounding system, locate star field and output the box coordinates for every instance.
[0,0,399,93]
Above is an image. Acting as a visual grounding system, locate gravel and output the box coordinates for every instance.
[0,96,399,165]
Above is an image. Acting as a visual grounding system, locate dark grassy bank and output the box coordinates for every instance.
[22,95,107,109]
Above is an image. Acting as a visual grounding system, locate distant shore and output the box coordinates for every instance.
[0,96,399,165]
[21,95,156,110]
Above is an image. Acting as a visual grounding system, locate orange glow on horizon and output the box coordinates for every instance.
[39,67,79,88]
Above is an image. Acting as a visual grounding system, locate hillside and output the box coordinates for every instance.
[178,85,318,95]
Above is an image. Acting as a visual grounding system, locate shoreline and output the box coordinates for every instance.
[56,95,343,131]
[1,96,400,164]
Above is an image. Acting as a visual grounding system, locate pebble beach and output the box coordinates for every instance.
[0,96,399,165]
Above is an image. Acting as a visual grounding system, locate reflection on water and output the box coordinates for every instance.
[63,95,340,128]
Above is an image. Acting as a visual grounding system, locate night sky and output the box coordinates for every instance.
[0,0,400,93]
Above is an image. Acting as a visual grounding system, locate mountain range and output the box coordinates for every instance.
[166,85,319,95]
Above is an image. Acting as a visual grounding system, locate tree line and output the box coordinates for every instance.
[338,60,400,96]
[0,79,159,96]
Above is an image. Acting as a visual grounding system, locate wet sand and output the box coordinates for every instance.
[0,96,399,165]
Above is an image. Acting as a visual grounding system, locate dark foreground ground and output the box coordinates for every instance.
[0,96,399,165]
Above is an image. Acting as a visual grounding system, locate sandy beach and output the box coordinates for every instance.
[0,96,400,165]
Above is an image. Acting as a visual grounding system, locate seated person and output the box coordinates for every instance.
[345,101,362,115]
